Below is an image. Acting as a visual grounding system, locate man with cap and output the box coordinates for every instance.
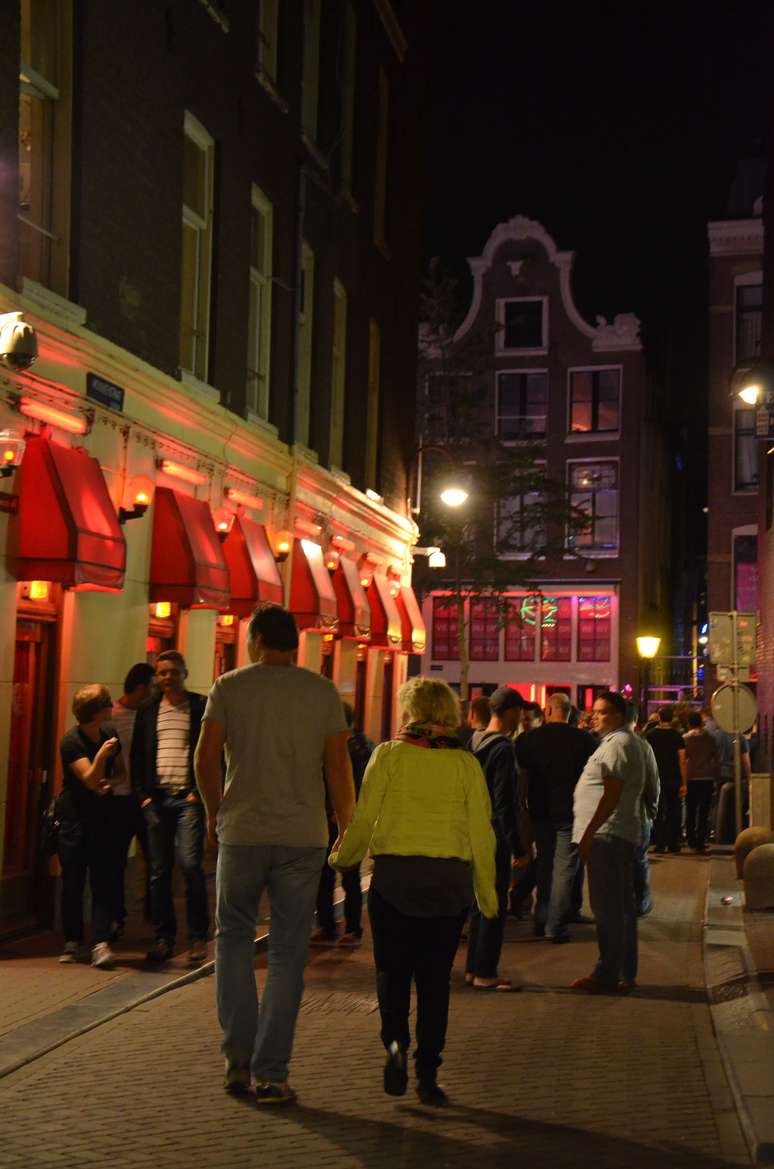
[465,685,525,990]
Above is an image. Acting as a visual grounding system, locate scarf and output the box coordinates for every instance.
[396,722,463,750]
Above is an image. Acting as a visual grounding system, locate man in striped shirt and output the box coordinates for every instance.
[131,651,209,964]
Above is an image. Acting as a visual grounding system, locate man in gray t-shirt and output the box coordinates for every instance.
[571,691,646,994]
[195,606,354,1104]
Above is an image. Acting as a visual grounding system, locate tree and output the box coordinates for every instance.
[415,260,589,705]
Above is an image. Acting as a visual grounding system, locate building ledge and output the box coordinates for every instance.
[246,409,279,440]
[19,278,87,328]
[708,218,764,257]
[179,369,221,406]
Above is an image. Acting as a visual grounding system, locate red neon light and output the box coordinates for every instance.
[19,397,87,434]
[225,485,264,511]
[159,458,207,485]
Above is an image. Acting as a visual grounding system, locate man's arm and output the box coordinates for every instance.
[194,718,226,846]
[678,747,688,796]
[642,745,660,822]
[324,729,356,849]
[578,776,624,863]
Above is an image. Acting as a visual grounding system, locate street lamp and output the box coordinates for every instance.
[636,634,661,723]
[732,362,774,407]
[439,483,468,508]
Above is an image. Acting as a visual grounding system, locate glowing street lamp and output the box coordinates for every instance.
[636,634,661,723]
[439,483,469,508]
[636,635,661,660]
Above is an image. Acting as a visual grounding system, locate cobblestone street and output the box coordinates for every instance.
[0,854,751,1169]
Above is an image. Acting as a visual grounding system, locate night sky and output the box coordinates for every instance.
[421,4,773,404]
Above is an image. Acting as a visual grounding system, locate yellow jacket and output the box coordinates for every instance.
[329,740,498,919]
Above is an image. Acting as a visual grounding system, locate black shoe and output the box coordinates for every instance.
[146,939,174,964]
[417,1080,448,1107]
[383,1042,408,1097]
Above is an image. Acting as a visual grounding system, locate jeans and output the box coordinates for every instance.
[654,782,682,850]
[316,820,362,936]
[686,780,714,850]
[58,812,115,946]
[146,793,209,943]
[465,838,511,978]
[369,886,466,1079]
[587,834,638,987]
[216,843,326,1082]
[533,819,584,939]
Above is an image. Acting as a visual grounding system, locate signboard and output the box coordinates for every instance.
[756,407,774,439]
[711,683,758,735]
[87,372,125,413]
[735,612,756,666]
[709,611,756,667]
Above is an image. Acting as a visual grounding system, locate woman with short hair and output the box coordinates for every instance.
[330,676,497,1107]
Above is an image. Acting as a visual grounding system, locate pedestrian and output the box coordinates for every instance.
[457,694,491,748]
[330,677,497,1107]
[109,662,155,935]
[645,706,687,853]
[310,701,374,946]
[57,684,124,968]
[571,691,648,993]
[515,692,595,942]
[626,702,660,917]
[519,701,543,736]
[683,711,720,853]
[195,605,354,1104]
[465,685,525,989]
[131,651,209,965]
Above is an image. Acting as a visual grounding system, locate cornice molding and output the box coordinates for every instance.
[707,218,764,257]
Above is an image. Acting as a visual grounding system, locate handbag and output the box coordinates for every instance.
[40,796,62,857]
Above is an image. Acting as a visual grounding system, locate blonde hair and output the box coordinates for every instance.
[398,676,460,731]
[72,683,112,724]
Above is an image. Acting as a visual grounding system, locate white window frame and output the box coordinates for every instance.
[565,364,623,441]
[301,0,321,143]
[296,241,315,447]
[365,320,381,490]
[566,457,620,558]
[495,368,549,442]
[732,402,759,496]
[180,112,214,382]
[246,184,274,421]
[330,279,348,470]
[733,271,763,368]
[496,296,548,355]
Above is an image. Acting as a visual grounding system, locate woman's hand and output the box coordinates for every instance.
[97,737,119,760]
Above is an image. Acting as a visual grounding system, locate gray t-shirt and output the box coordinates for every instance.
[203,664,348,847]
[572,727,646,847]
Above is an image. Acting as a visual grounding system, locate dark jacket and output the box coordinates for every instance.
[130,690,207,801]
[471,730,520,856]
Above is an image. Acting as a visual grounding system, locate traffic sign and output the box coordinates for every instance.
[711,682,758,734]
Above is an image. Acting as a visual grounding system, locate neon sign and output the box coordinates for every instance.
[519,595,559,629]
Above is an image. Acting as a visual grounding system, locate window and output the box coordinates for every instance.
[503,597,537,661]
[19,0,72,294]
[432,596,460,660]
[246,186,273,419]
[374,67,389,250]
[736,283,762,364]
[540,597,572,662]
[498,298,546,351]
[365,321,381,489]
[301,0,320,141]
[496,372,548,438]
[330,280,348,468]
[496,483,546,556]
[577,596,612,662]
[569,369,620,434]
[180,114,214,381]
[733,533,758,612]
[469,598,499,661]
[296,242,315,447]
[339,4,357,193]
[568,461,619,554]
[734,408,758,493]
[257,0,279,88]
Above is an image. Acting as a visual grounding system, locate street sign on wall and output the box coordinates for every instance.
[709,611,756,667]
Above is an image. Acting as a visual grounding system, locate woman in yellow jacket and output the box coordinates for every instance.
[330,677,497,1107]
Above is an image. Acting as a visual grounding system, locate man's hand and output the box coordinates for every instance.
[578,832,594,864]
[186,791,199,804]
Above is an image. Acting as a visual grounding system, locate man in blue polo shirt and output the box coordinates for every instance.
[571,690,647,993]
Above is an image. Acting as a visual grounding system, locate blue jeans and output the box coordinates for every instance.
[633,818,653,915]
[216,843,326,1082]
[146,793,209,943]
[587,834,638,986]
[465,838,511,978]
[533,819,583,939]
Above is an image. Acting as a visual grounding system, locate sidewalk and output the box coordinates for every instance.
[0,853,751,1169]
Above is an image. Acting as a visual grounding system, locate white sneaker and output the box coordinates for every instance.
[59,942,79,964]
[91,942,114,968]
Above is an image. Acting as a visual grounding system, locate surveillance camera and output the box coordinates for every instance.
[0,312,38,372]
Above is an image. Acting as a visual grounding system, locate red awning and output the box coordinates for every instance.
[290,538,338,630]
[367,572,403,647]
[395,585,427,654]
[149,487,230,609]
[16,435,126,589]
[221,516,283,617]
[332,558,371,638]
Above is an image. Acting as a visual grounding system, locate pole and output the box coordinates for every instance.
[731,612,743,839]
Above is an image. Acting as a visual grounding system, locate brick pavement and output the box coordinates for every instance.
[0,853,751,1169]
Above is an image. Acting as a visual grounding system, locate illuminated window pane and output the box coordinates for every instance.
[577,595,612,662]
[470,599,499,661]
[503,595,538,661]
[432,596,460,661]
[540,597,572,662]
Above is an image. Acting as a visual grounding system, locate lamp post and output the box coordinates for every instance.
[636,635,661,723]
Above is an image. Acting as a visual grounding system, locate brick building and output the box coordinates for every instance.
[418,216,672,712]
[0,0,426,927]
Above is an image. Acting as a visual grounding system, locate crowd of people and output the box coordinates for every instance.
[52,603,747,1108]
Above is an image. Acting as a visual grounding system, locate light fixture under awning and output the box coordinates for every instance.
[395,585,427,654]
[367,571,402,647]
[332,558,371,638]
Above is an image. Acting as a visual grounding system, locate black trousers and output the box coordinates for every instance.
[654,781,683,850]
[368,887,466,1079]
[58,813,115,946]
[686,780,714,850]
[465,839,511,978]
[316,821,362,936]
[111,796,143,923]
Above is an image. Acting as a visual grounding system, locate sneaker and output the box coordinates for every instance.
[383,1041,408,1097]
[417,1080,449,1107]
[309,928,336,946]
[59,941,79,964]
[146,939,174,964]
[91,942,114,969]
[223,1060,251,1095]
[255,1081,297,1105]
[188,940,208,964]
[337,932,362,947]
